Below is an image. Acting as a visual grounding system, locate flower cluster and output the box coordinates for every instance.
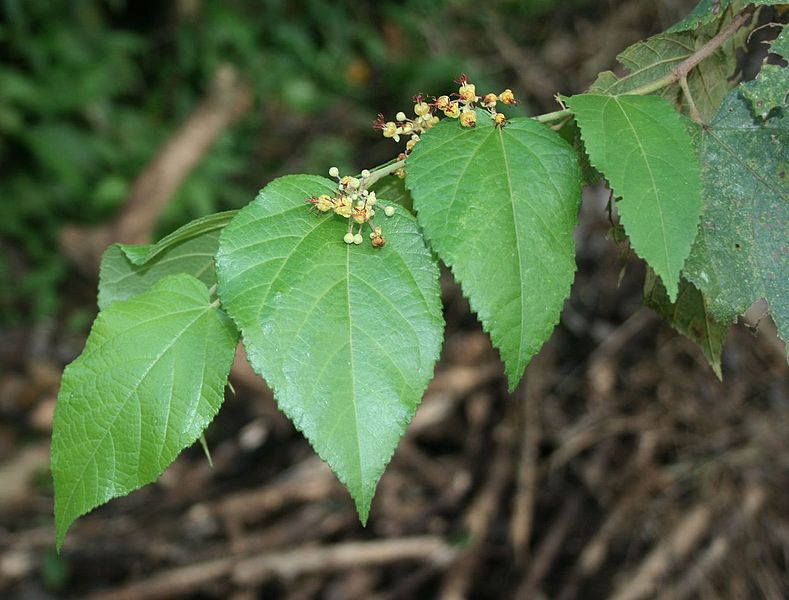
[374,74,517,156]
[305,166,396,246]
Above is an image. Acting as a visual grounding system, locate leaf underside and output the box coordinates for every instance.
[684,90,789,352]
[590,21,742,122]
[52,274,238,548]
[644,270,729,378]
[406,115,582,389]
[566,94,704,302]
[98,211,236,310]
[216,175,444,522]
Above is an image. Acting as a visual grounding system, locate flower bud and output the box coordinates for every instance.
[344,232,355,244]
[384,205,395,217]
[329,166,340,178]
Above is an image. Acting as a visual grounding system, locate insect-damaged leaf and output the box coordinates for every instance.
[684,90,789,353]
[740,25,789,120]
[216,175,443,522]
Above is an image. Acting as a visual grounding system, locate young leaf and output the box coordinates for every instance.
[740,25,789,120]
[216,175,443,523]
[644,270,729,378]
[683,90,789,351]
[98,211,237,310]
[566,94,704,301]
[405,116,582,389]
[52,274,238,548]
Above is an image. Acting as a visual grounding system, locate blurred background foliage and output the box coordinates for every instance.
[0,0,694,323]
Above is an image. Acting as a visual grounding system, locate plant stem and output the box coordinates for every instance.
[679,75,704,124]
[531,6,756,124]
[363,159,406,188]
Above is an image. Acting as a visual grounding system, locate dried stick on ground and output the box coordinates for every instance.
[90,536,455,600]
[610,503,713,600]
[510,345,552,563]
[517,492,584,598]
[60,65,252,275]
[657,485,767,600]
[440,420,516,600]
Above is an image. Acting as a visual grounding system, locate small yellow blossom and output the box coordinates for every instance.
[443,102,461,118]
[333,196,352,218]
[499,89,517,105]
[460,109,477,128]
[483,93,498,108]
[382,121,400,142]
[458,82,477,102]
[414,101,431,117]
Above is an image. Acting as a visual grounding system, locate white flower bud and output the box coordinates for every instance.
[343,232,355,244]
[396,111,407,122]
[384,205,395,217]
[329,166,340,178]
[361,169,371,178]
[353,233,363,245]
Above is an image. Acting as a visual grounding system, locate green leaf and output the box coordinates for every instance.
[98,211,236,310]
[216,175,443,522]
[589,25,740,122]
[406,116,581,389]
[566,94,704,301]
[644,270,729,378]
[669,0,735,32]
[684,90,789,351]
[668,1,783,33]
[740,25,789,119]
[52,274,238,548]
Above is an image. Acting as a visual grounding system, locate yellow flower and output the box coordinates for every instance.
[458,82,477,102]
[460,109,477,128]
[315,194,334,212]
[414,101,431,117]
[382,121,400,142]
[333,196,352,218]
[443,102,461,118]
[499,89,517,105]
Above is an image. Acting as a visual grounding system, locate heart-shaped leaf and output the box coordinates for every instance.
[216,175,443,521]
